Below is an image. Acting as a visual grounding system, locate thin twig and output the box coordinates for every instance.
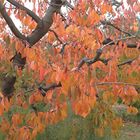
[101,21,132,36]
[101,35,137,50]
[49,29,63,44]
[24,89,35,93]
[96,82,140,87]
[118,57,138,67]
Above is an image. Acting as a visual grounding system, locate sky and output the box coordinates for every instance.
[5,0,140,30]
[10,0,69,29]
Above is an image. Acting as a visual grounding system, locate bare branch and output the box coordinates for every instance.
[74,49,111,70]
[60,43,68,54]
[101,35,138,50]
[101,21,133,36]
[10,53,26,69]
[127,43,139,49]
[64,1,74,10]
[102,37,139,50]
[118,57,138,67]
[77,57,89,69]
[96,82,140,87]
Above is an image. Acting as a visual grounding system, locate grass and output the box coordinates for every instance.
[36,104,140,140]
[119,121,140,140]
[0,115,140,140]
[0,121,140,140]
[1,103,140,140]
[113,104,140,140]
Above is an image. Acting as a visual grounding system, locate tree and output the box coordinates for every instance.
[0,0,140,139]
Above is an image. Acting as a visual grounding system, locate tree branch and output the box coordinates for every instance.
[1,75,16,100]
[72,49,111,71]
[27,0,64,46]
[0,0,64,46]
[101,35,139,50]
[101,21,133,36]
[96,82,140,87]
[72,34,139,71]
[7,0,41,23]
[49,29,63,44]
[102,38,140,49]
[38,82,62,96]
[118,57,138,67]
[127,43,139,49]
[0,2,27,40]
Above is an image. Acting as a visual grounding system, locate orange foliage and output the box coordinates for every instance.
[0,0,140,139]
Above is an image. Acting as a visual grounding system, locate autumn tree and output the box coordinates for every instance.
[0,0,140,139]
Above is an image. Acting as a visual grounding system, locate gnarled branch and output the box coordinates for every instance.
[0,0,65,46]
[72,49,111,70]
[27,0,64,46]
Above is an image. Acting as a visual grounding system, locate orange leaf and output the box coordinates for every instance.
[1,98,11,111]
[29,21,37,30]
[0,119,10,133]
[72,99,91,118]
[88,10,100,25]
[29,94,35,104]
[12,113,22,126]
[101,4,112,14]
[39,67,46,82]
[95,29,103,42]
[0,103,4,116]
[127,106,138,115]
[15,41,24,53]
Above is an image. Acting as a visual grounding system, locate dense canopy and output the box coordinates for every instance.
[0,0,140,139]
